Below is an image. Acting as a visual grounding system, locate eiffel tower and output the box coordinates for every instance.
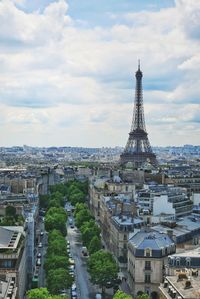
[120,62,158,168]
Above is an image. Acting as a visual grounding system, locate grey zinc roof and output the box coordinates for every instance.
[0,227,15,248]
[129,230,173,250]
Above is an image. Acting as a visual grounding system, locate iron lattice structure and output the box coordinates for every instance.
[120,64,158,168]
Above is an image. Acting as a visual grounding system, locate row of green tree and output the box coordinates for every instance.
[39,180,88,209]
[74,203,101,254]
[43,188,73,296]
[44,229,73,295]
[31,184,73,298]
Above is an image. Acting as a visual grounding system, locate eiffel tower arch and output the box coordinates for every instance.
[120,63,158,168]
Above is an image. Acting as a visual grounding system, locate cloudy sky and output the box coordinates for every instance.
[0,0,200,147]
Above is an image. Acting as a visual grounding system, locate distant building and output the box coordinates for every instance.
[137,185,193,222]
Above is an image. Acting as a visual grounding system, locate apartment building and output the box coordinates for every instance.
[137,185,193,223]
[0,227,27,299]
[128,229,176,299]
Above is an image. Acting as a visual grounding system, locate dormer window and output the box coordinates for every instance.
[145,248,152,257]
[186,257,191,267]
[176,257,180,266]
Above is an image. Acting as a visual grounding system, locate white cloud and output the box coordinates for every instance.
[0,0,200,146]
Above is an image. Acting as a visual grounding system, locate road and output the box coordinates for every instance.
[37,218,48,288]
[67,219,97,299]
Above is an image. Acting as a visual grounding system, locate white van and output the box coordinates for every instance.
[95,294,102,299]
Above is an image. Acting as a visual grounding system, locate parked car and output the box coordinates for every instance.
[37,252,41,258]
[69,258,75,266]
[71,290,77,299]
[38,242,42,248]
[36,258,41,266]
[71,283,76,291]
[81,246,88,256]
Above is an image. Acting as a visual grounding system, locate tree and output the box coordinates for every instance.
[50,191,64,207]
[136,294,151,299]
[80,221,100,248]
[27,288,50,299]
[39,194,50,209]
[44,255,69,274]
[74,203,87,217]
[113,290,133,299]
[48,199,61,209]
[46,268,73,295]
[75,208,93,228]
[45,207,67,236]
[27,288,69,299]
[87,250,119,294]
[47,238,67,257]
[88,236,101,255]
[70,191,85,205]
[5,206,16,218]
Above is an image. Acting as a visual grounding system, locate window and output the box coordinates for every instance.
[145,273,151,283]
[176,258,180,266]
[186,258,191,267]
[145,248,152,257]
[145,261,151,270]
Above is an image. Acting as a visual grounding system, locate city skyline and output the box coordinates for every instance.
[0,0,200,147]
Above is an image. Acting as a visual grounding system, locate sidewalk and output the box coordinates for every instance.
[120,278,132,296]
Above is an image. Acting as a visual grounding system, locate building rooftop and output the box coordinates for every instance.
[0,227,22,249]
[165,275,200,299]
[169,246,200,258]
[153,216,200,241]
[129,229,174,250]
[112,215,143,226]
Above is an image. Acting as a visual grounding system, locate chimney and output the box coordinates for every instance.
[167,230,173,239]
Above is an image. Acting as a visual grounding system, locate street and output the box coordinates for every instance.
[67,219,97,299]
[37,218,47,288]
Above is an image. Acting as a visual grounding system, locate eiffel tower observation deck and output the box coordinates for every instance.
[120,62,158,168]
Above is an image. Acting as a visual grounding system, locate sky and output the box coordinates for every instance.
[0,0,200,147]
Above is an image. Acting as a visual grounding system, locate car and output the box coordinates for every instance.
[38,242,42,248]
[36,258,41,266]
[71,290,77,299]
[68,252,72,258]
[37,252,41,258]
[82,246,88,256]
[70,225,74,229]
[95,294,102,299]
[69,258,75,266]
[69,265,75,271]
[40,231,44,236]
[71,283,76,291]
[67,240,70,246]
